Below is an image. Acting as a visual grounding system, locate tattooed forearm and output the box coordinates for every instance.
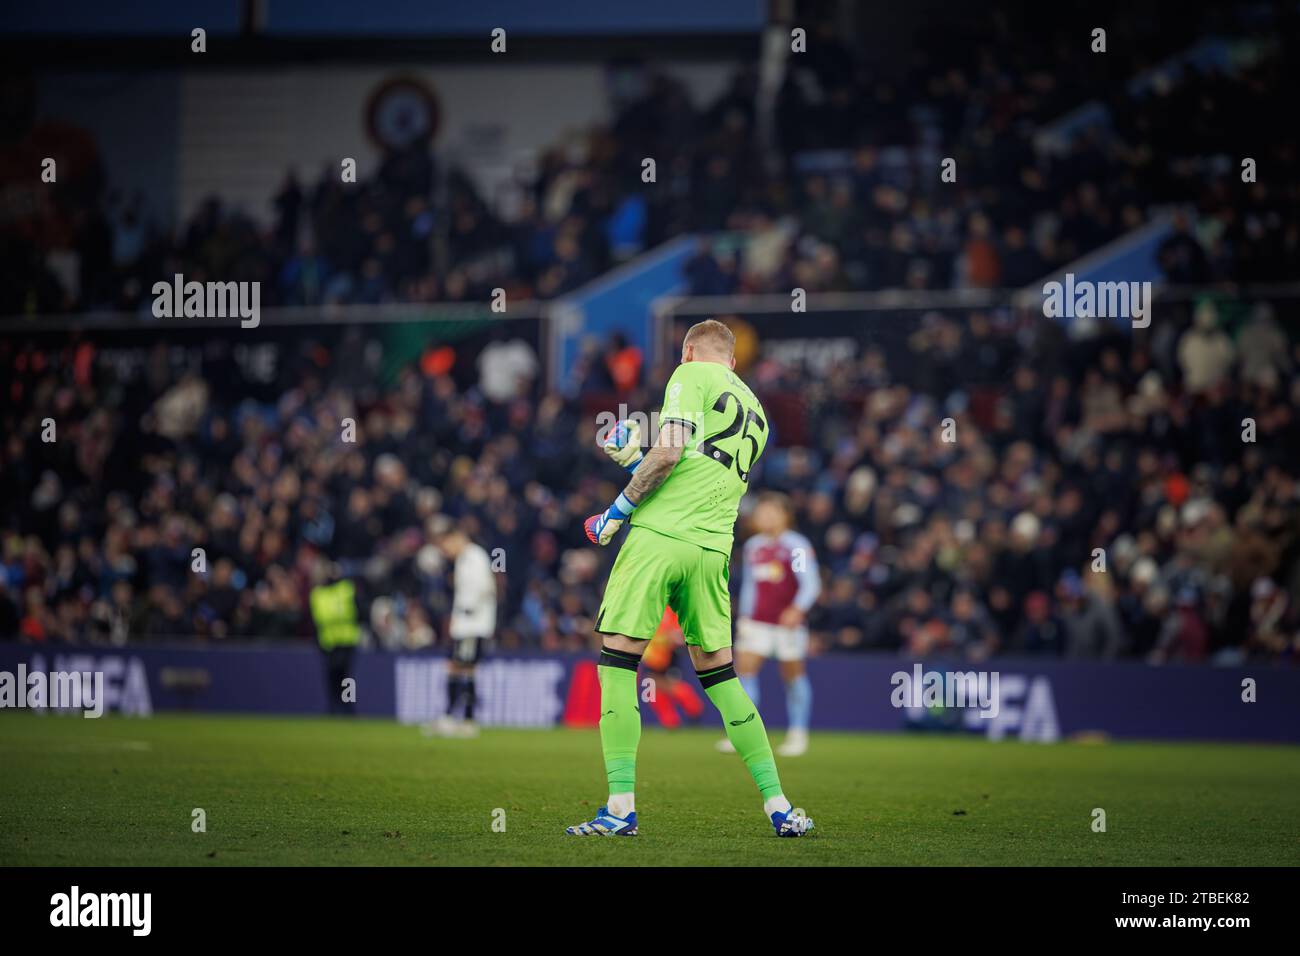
[623,422,689,505]
[623,447,678,504]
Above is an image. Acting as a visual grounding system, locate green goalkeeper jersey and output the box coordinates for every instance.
[631,360,769,555]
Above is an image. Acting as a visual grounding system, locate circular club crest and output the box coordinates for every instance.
[366,76,440,151]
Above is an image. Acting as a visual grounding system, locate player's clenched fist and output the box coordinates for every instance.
[601,419,643,472]
[584,493,636,546]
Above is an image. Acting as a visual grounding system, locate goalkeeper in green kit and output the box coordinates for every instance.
[566,320,814,838]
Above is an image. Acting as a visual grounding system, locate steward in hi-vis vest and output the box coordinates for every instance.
[309,565,359,716]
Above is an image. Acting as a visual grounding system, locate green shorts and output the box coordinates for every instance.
[596,525,733,652]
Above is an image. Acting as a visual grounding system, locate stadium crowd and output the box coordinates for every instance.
[686,39,1297,297]
[729,296,1300,664]
[6,9,1294,318]
[2,292,1297,665]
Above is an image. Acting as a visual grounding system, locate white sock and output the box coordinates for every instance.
[764,794,792,817]
[607,792,635,818]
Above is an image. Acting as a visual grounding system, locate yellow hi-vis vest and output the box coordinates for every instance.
[310,580,360,650]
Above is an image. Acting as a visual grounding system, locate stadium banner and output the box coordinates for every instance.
[656,290,1015,382]
[0,306,542,397]
[1,644,1295,743]
[4,0,765,36]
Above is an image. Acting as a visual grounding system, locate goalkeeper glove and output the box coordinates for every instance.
[601,419,643,472]
[584,493,636,546]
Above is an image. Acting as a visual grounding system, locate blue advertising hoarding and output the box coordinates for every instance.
[1,644,1295,744]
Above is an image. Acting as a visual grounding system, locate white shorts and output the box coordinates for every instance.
[451,636,488,665]
[735,618,808,662]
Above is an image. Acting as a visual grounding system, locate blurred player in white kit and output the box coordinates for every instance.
[718,493,821,757]
[430,524,498,738]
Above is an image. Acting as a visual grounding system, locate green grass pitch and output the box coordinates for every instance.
[2,713,1298,866]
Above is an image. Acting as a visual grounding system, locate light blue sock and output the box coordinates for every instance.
[739,673,761,708]
[786,674,812,731]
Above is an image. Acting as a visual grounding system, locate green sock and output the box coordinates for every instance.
[597,647,642,795]
[699,664,783,800]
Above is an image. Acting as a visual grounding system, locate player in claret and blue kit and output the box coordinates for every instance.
[718,492,821,757]
[564,319,814,839]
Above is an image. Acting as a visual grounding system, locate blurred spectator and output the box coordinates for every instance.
[1017,592,1064,656]
[1178,302,1235,395]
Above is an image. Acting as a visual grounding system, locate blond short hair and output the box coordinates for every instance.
[683,319,735,358]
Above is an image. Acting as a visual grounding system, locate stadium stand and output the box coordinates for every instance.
[3,286,1298,662]
[1,2,1297,665]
